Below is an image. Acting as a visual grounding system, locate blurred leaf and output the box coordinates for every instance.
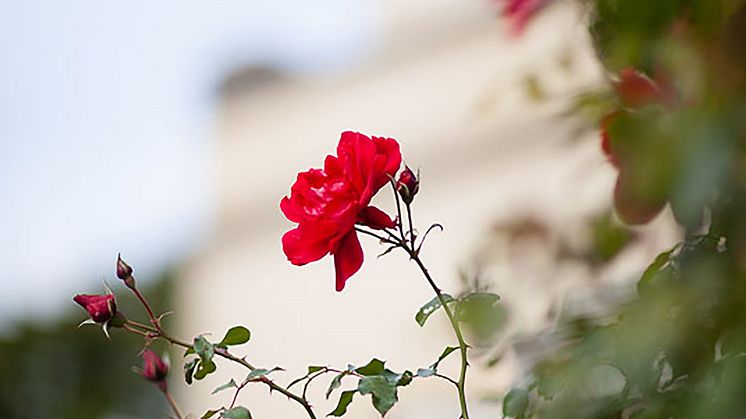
[503,388,529,418]
[328,390,356,417]
[415,294,454,327]
[219,326,251,347]
[456,292,505,342]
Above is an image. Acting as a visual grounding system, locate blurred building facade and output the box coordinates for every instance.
[173,1,677,417]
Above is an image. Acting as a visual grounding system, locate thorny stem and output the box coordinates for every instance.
[358,182,471,419]
[406,249,471,419]
[124,311,317,418]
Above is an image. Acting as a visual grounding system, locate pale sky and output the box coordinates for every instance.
[0,0,377,327]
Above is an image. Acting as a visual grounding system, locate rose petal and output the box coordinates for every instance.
[282,222,338,265]
[359,206,396,230]
[333,231,364,291]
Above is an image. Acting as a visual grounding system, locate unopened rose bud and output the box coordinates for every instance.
[140,349,169,390]
[397,166,419,205]
[73,293,117,323]
[116,253,136,289]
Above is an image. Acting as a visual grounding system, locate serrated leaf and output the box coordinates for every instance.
[328,390,356,417]
[201,409,221,419]
[221,406,251,419]
[503,388,529,418]
[356,359,386,376]
[358,376,398,416]
[220,326,251,346]
[184,358,199,385]
[193,336,215,364]
[212,379,237,395]
[194,360,217,380]
[415,294,454,327]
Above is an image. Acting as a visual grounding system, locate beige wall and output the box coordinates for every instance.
[172,2,677,418]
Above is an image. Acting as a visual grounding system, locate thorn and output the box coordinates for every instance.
[78,319,97,328]
[103,321,111,339]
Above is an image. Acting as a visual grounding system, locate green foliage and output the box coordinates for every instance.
[455,292,504,342]
[219,326,251,347]
[503,388,529,418]
[0,275,174,418]
[212,379,237,395]
[221,406,252,419]
[415,294,454,326]
[416,346,458,378]
[328,390,356,417]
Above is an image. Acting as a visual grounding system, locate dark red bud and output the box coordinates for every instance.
[73,293,117,323]
[140,349,169,386]
[397,166,419,204]
[116,254,135,289]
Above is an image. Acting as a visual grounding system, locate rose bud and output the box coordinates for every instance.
[116,253,136,289]
[140,349,169,390]
[73,293,117,323]
[397,166,419,204]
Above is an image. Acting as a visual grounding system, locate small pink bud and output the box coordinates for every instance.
[140,349,169,386]
[73,293,117,323]
[397,166,419,204]
[116,253,136,289]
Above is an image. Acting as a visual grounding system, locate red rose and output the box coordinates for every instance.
[73,293,117,323]
[281,131,401,291]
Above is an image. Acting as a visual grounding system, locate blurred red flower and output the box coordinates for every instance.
[281,131,401,291]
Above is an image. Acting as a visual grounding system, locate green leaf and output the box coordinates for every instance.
[193,336,215,364]
[184,358,199,385]
[326,373,345,399]
[328,390,356,417]
[194,360,217,380]
[308,365,325,374]
[637,245,678,296]
[415,294,454,327]
[503,388,529,418]
[220,326,251,346]
[356,359,386,376]
[184,347,195,356]
[456,292,505,341]
[221,406,252,419]
[416,346,458,378]
[358,376,398,416]
[212,379,237,395]
[201,409,221,419]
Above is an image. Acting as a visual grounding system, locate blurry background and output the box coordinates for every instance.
[0,0,679,418]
